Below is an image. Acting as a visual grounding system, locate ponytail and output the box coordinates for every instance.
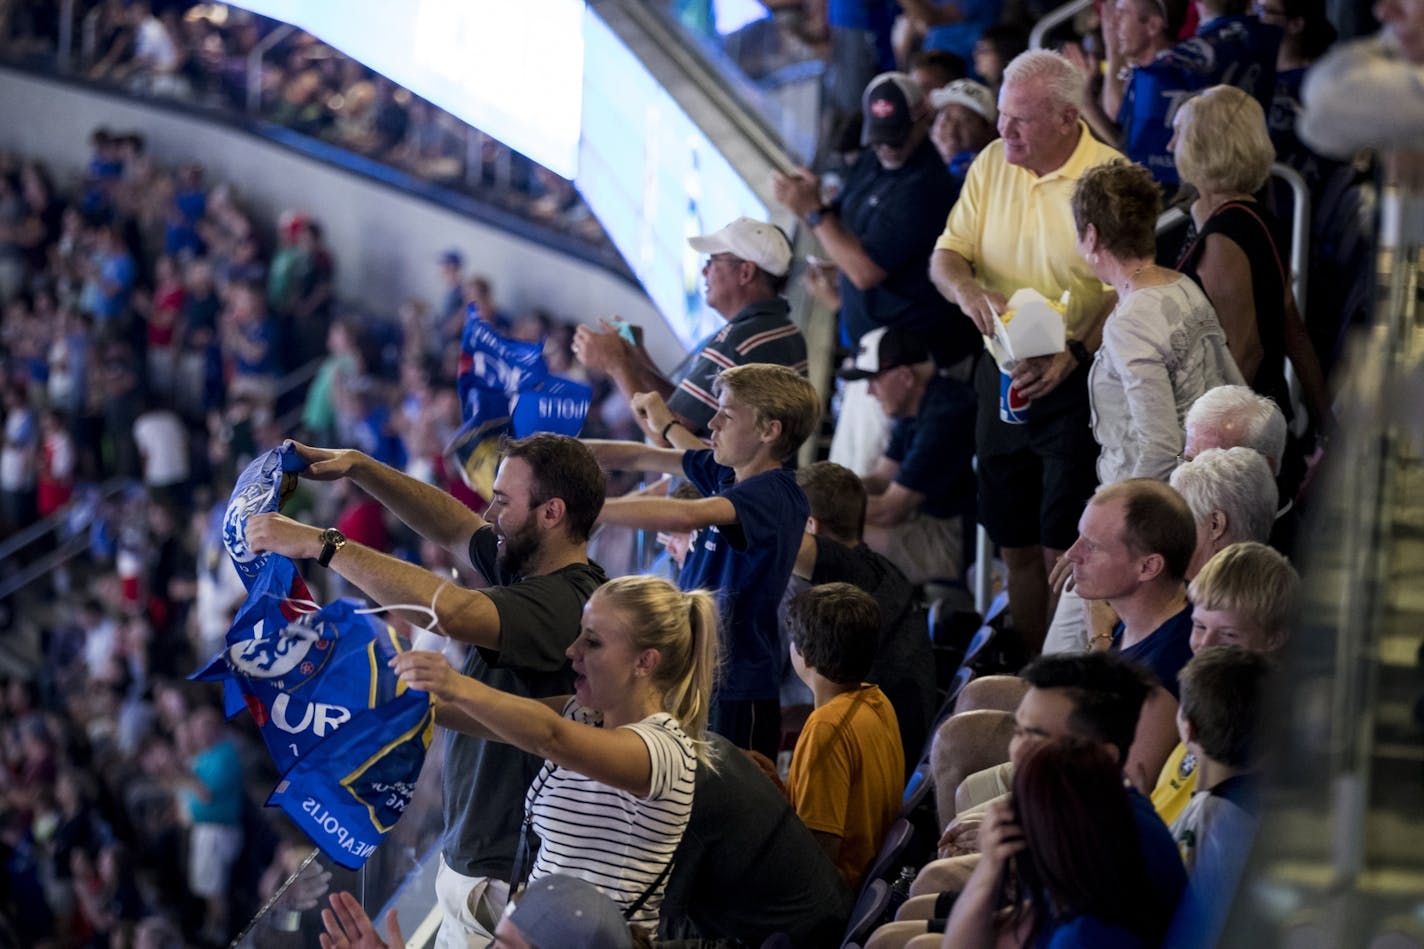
[671,589,720,758]
[593,576,722,765]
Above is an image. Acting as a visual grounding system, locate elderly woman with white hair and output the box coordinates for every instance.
[1183,384,1288,471]
[1168,446,1279,577]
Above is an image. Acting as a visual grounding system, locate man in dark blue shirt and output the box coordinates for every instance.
[774,72,977,368]
[774,71,978,475]
[838,326,976,586]
[1064,479,1197,700]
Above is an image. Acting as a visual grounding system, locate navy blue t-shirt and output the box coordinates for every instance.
[679,450,809,702]
[1268,67,1343,205]
[1112,603,1195,699]
[884,373,977,521]
[834,140,979,365]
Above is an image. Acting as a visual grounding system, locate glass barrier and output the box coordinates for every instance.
[232,687,451,947]
[1220,150,1424,947]
[650,0,825,165]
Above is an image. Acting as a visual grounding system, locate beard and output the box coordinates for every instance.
[495,519,540,578]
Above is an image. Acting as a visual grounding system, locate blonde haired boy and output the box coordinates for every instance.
[1152,541,1298,824]
[586,364,821,756]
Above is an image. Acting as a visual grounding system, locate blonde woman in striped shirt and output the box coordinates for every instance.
[394,575,719,929]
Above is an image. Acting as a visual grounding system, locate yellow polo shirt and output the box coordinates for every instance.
[934,122,1122,340]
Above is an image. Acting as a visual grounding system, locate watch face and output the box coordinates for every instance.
[319,529,345,566]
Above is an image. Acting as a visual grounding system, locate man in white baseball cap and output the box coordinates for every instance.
[573,217,807,441]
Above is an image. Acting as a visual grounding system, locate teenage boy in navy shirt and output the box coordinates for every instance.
[586,363,821,757]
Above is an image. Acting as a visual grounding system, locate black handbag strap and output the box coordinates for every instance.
[509,763,554,891]
[511,759,678,921]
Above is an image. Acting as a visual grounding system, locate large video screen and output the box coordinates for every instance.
[230,0,771,349]
[227,0,584,179]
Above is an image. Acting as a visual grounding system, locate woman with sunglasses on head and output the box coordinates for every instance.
[394,574,718,930]
[942,737,1172,948]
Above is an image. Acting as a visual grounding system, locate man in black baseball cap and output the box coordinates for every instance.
[836,325,934,383]
[772,72,979,476]
[860,72,929,160]
[837,326,977,587]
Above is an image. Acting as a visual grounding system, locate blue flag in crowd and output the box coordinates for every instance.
[222,442,311,592]
[191,557,434,870]
[449,307,592,498]
[194,443,436,869]
[210,444,315,718]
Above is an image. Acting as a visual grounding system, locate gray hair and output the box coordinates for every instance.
[1169,447,1278,545]
[1002,50,1086,113]
[1185,385,1288,471]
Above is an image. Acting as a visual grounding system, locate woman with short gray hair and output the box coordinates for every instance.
[1071,159,1241,484]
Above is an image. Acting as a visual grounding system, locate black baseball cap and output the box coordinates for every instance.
[837,326,933,380]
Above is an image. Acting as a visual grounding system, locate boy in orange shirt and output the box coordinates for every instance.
[784,583,904,888]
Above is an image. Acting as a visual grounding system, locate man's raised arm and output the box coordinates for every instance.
[290,441,484,571]
[573,320,675,405]
[599,495,737,533]
[245,512,503,650]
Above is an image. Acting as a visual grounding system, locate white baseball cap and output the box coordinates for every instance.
[687,217,793,277]
[930,79,998,124]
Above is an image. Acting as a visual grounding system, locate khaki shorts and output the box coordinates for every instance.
[869,512,964,586]
[434,857,509,949]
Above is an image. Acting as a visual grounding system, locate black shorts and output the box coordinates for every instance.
[973,356,1099,552]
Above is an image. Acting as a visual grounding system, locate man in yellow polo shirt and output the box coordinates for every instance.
[930,49,1122,653]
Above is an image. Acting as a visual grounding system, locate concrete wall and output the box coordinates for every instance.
[0,67,690,368]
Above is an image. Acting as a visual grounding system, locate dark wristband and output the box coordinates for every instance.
[660,419,680,443]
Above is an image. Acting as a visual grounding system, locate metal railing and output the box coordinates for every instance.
[1272,161,1314,433]
[0,479,129,602]
[1029,0,1093,49]
[56,0,75,72]
[247,23,295,115]
[1273,161,1312,312]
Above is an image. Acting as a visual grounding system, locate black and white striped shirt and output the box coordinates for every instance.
[524,702,697,927]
